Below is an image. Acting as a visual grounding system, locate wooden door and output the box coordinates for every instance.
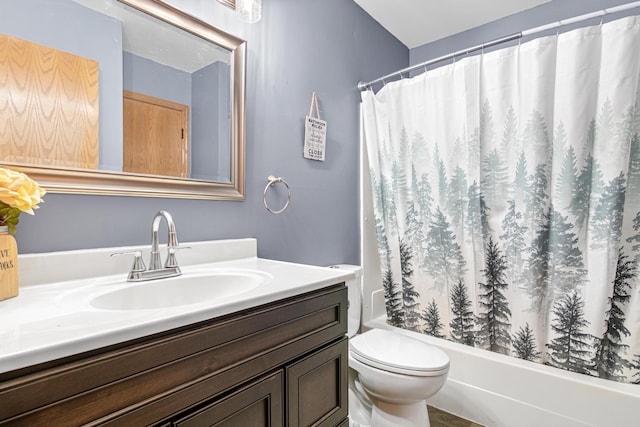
[123,90,188,177]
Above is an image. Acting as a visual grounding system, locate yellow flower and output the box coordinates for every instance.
[0,168,45,233]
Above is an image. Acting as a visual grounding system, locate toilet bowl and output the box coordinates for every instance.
[350,329,449,426]
[330,265,450,427]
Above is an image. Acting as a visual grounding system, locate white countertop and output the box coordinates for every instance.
[0,239,353,374]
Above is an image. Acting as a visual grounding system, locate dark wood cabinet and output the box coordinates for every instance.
[287,338,348,427]
[173,370,284,427]
[0,284,348,427]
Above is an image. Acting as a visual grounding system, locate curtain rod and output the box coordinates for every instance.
[357,1,640,91]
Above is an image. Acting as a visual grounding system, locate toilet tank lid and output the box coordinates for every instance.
[328,264,362,278]
[350,329,449,372]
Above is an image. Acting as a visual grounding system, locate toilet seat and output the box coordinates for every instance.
[350,329,449,377]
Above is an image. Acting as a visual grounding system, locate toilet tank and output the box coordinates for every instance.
[329,264,362,338]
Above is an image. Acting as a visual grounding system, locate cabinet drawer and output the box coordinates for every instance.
[286,337,348,427]
[173,371,284,427]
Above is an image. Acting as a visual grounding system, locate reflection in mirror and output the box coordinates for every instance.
[0,0,246,199]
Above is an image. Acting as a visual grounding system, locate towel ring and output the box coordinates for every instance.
[263,175,291,214]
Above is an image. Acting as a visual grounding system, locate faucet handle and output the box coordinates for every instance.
[111,250,146,272]
[165,245,191,268]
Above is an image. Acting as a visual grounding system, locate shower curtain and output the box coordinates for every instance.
[362,15,640,384]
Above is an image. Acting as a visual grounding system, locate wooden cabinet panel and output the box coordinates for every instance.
[173,371,283,427]
[286,337,348,427]
[0,34,99,169]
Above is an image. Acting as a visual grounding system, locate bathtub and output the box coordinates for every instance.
[364,315,639,427]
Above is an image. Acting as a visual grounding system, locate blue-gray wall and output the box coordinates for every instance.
[123,51,192,106]
[191,61,231,181]
[410,0,639,67]
[11,0,639,268]
[15,0,407,268]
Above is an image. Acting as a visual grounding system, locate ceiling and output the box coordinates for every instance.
[353,0,552,49]
[73,0,230,72]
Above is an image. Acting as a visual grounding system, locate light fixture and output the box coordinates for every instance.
[235,0,262,23]
[217,0,262,24]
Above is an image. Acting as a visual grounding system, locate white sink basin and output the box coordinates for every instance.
[90,271,268,310]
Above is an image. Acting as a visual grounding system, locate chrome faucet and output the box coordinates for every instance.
[112,210,188,282]
[149,210,179,270]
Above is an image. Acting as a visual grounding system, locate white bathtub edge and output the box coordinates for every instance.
[365,316,638,427]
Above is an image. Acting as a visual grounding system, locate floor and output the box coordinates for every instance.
[428,406,484,427]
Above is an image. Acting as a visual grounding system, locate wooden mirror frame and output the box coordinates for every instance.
[3,0,246,200]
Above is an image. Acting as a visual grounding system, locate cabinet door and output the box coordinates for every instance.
[173,371,283,427]
[286,337,348,427]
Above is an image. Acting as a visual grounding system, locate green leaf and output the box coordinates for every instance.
[0,202,21,234]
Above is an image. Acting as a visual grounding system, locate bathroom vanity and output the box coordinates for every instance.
[0,239,351,426]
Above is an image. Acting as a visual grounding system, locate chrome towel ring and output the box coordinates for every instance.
[263,175,291,214]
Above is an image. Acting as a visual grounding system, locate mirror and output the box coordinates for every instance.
[0,0,246,200]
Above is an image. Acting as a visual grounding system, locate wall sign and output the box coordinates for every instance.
[304,92,327,161]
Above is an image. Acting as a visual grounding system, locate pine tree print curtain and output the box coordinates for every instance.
[362,16,640,384]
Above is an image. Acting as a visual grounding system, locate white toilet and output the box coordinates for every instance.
[332,265,450,427]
